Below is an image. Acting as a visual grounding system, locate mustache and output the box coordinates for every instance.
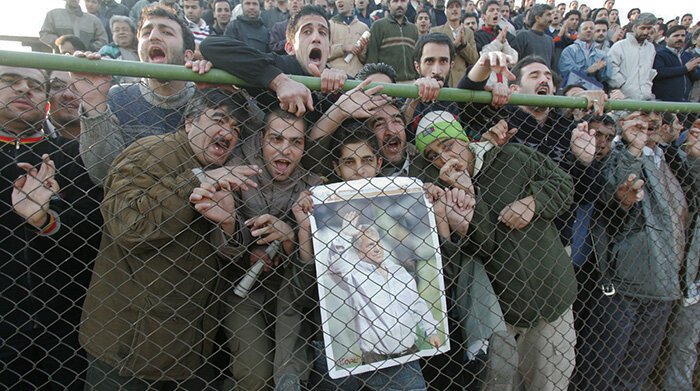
[382,135,403,147]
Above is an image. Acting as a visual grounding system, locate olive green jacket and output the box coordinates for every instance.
[80,130,244,380]
[463,143,576,328]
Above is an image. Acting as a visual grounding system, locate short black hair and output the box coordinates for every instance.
[511,55,549,86]
[414,33,456,64]
[355,62,398,83]
[416,9,431,19]
[331,120,380,167]
[661,112,678,126]
[563,9,581,20]
[462,12,478,23]
[583,113,615,126]
[627,7,640,19]
[140,5,196,53]
[594,18,609,28]
[286,5,330,45]
[665,24,686,38]
[561,83,585,96]
[263,108,307,136]
[184,88,250,126]
[481,0,500,15]
[54,35,87,52]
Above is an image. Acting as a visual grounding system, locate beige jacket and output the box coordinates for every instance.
[430,23,479,88]
[328,16,370,77]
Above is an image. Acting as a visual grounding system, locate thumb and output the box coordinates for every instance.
[502,68,516,82]
[307,63,321,77]
[304,89,315,113]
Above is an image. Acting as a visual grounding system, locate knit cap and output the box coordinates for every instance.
[415,110,469,154]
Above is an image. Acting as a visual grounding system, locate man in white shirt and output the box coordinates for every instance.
[184,0,210,46]
[607,12,657,100]
[329,211,442,364]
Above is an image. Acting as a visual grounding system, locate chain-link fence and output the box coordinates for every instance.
[2,50,700,391]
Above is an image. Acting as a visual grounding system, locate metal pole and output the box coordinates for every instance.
[2,50,700,113]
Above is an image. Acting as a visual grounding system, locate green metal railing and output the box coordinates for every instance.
[2,50,700,113]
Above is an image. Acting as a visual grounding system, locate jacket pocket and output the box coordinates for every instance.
[121,295,204,379]
[611,229,652,285]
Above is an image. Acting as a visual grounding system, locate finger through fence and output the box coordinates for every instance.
[1,50,700,391]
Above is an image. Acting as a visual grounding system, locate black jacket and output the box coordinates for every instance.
[458,77,605,247]
[200,35,339,119]
[224,15,270,53]
[0,134,102,338]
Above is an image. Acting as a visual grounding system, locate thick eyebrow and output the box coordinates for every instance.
[299,21,329,33]
[1,72,45,86]
[2,72,39,81]
[141,22,177,34]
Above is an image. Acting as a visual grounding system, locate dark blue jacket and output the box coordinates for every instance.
[652,46,700,101]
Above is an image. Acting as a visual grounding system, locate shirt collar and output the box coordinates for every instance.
[388,14,407,26]
[0,127,46,144]
[185,17,207,29]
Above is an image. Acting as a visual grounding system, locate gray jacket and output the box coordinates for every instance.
[603,144,700,300]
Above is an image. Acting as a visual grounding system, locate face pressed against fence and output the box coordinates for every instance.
[1,47,700,391]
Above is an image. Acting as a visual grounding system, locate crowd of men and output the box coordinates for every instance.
[1,0,699,390]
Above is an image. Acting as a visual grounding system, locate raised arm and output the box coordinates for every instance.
[327,211,361,277]
[101,140,201,251]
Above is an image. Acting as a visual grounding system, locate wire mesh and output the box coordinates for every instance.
[1,53,700,391]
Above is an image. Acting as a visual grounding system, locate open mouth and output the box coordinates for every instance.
[210,136,232,155]
[63,101,80,110]
[148,47,167,62]
[308,48,322,65]
[383,136,403,154]
[272,159,291,175]
[535,84,550,95]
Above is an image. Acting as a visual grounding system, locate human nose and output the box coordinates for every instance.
[280,139,292,155]
[438,150,453,166]
[356,162,367,177]
[12,79,36,94]
[148,29,162,41]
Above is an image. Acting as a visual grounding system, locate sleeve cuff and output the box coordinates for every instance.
[175,169,202,200]
[260,66,285,89]
[37,210,61,236]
